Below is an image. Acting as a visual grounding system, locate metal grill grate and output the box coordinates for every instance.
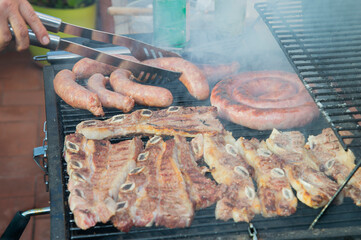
[44,60,361,239]
[255,0,361,150]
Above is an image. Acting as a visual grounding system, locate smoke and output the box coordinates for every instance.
[110,0,294,71]
[184,0,293,72]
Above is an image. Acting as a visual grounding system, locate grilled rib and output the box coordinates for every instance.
[237,138,297,217]
[114,136,195,230]
[130,136,164,228]
[112,142,151,232]
[203,132,260,222]
[64,133,142,230]
[306,128,361,206]
[266,129,342,208]
[174,135,220,210]
[155,138,194,228]
[76,106,224,140]
[190,134,205,161]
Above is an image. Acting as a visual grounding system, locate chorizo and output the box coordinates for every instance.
[109,69,173,107]
[143,57,209,100]
[87,73,135,113]
[198,62,240,85]
[54,69,104,116]
[72,55,140,79]
[210,71,319,130]
[232,71,313,108]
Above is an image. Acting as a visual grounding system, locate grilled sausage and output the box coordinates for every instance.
[232,71,313,109]
[210,71,319,130]
[72,55,140,79]
[198,62,241,85]
[87,73,135,113]
[143,57,209,100]
[109,69,173,107]
[54,69,104,116]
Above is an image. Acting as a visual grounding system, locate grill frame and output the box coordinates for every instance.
[45,63,361,240]
[44,3,361,237]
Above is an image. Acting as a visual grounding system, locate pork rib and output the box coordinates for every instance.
[203,132,260,222]
[76,106,224,140]
[64,133,142,230]
[130,136,164,228]
[237,138,297,217]
[174,135,220,210]
[156,138,194,228]
[306,128,361,206]
[113,136,195,230]
[266,129,342,208]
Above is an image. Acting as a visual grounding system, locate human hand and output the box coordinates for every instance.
[0,0,49,51]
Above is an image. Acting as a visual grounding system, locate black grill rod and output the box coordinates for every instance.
[255,1,352,152]
[309,160,361,229]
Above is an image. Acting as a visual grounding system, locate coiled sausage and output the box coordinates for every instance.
[211,71,319,130]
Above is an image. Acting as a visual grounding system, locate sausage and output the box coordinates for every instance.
[54,69,104,116]
[210,71,319,130]
[197,62,241,85]
[231,71,313,109]
[72,58,117,79]
[72,55,140,79]
[109,69,173,107]
[143,57,209,100]
[87,73,135,113]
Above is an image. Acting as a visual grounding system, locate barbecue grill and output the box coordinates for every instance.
[40,0,361,239]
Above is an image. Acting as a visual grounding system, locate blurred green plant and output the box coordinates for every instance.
[29,0,95,8]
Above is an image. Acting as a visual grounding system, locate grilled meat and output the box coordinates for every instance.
[76,106,224,140]
[266,129,342,208]
[190,134,204,161]
[156,138,194,228]
[64,133,142,230]
[113,136,195,230]
[237,138,297,217]
[130,136,164,228]
[203,132,260,222]
[306,128,361,206]
[174,135,220,210]
[112,144,151,232]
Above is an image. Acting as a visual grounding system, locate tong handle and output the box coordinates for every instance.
[36,11,62,33]
[1,207,50,240]
[0,211,30,240]
[9,26,60,50]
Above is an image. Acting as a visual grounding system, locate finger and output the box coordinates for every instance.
[0,14,12,51]
[20,1,49,45]
[8,11,29,51]
[0,0,15,51]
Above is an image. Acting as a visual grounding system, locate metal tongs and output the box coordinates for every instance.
[11,12,182,82]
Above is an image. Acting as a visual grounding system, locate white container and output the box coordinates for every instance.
[112,0,153,35]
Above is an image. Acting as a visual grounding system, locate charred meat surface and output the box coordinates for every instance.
[155,138,194,228]
[266,129,342,208]
[174,135,220,210]
[64,133,142,230]
[237,138,297,217]
[203,132,260,222]
[306,128,361,206]
[113,136,195,231]
[75,106,224,140]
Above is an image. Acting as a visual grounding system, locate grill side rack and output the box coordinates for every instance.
[255,0,361,229]
[255,0,361,150]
